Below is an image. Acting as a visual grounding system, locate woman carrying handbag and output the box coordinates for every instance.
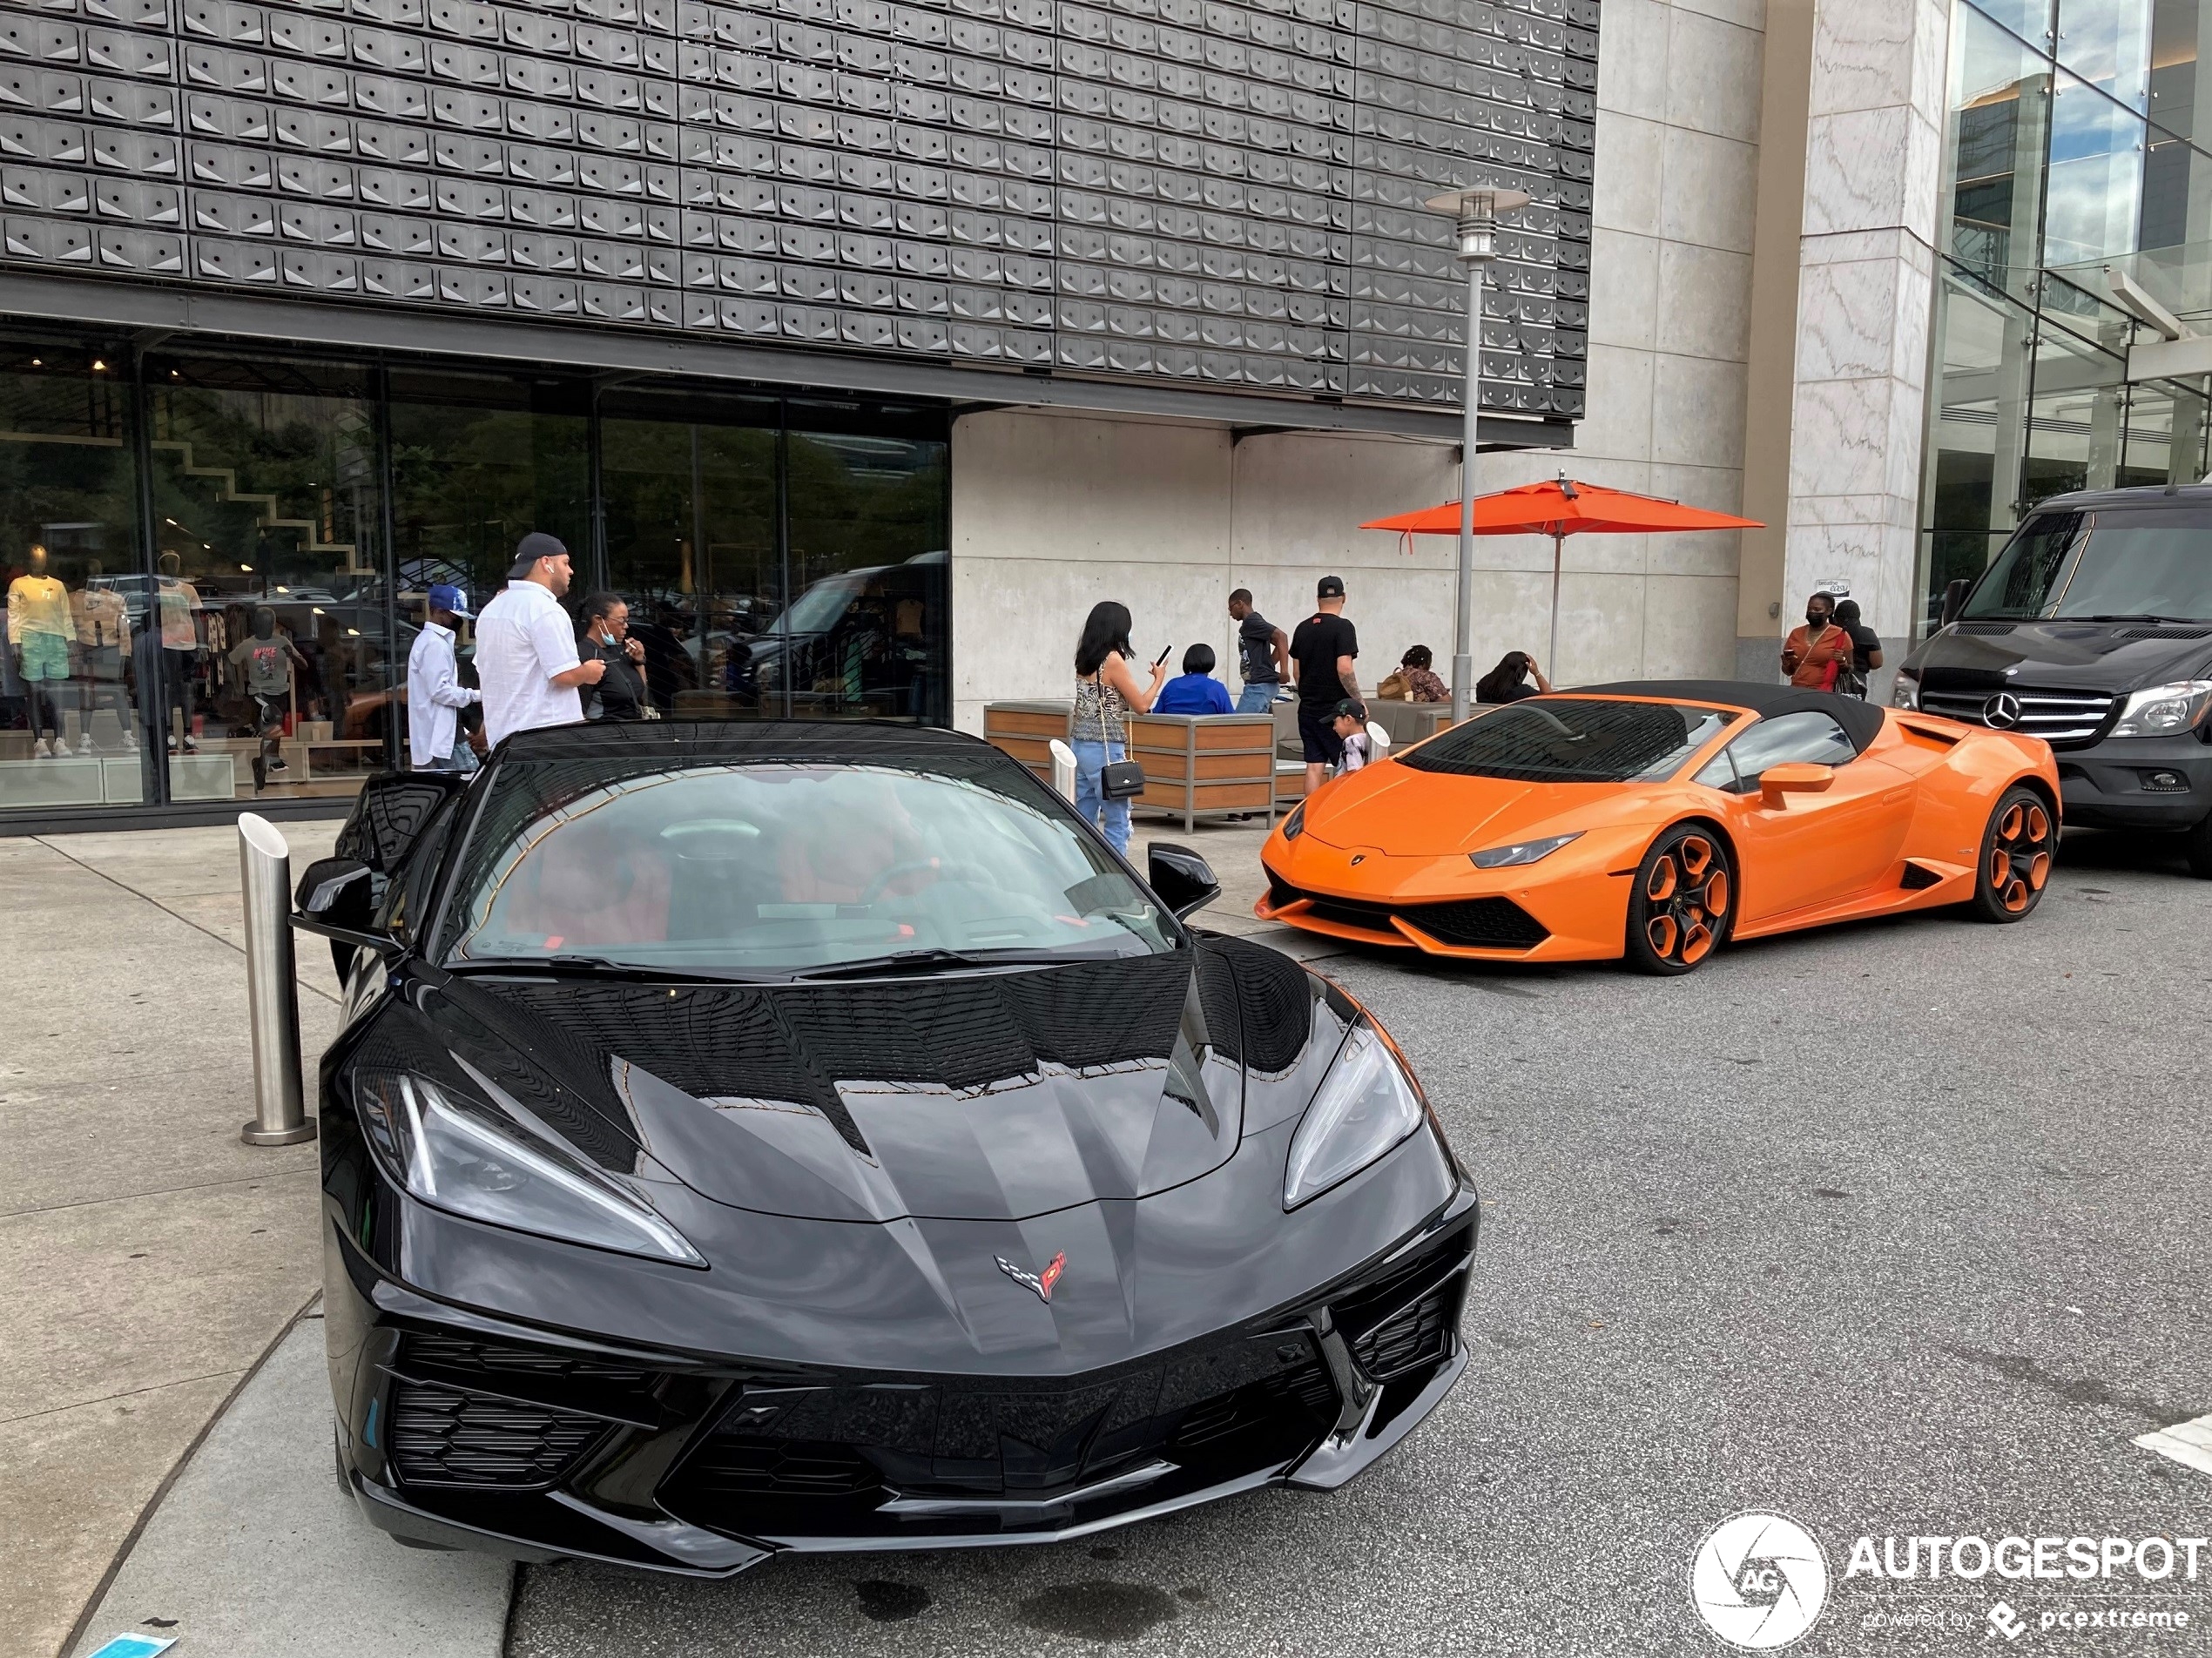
[1071,601,1167,855]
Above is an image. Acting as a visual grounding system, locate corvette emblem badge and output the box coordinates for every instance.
[995,1250,1066,1303]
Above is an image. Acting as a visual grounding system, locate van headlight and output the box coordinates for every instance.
[2111,681,2212,738]
[1284,1022,1426,1208]
[354,1072,705,1266]
[1892,668,1920,711]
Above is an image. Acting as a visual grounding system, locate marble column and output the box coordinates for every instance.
[1780,0,1951,665]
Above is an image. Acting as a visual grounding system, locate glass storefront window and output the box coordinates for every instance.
[2056,0,2154,111]
[1946,8,2054,302]
[2023,315,2132,504]
[147,355,388,803]
[600,390,779,718]
[1973,0,2058,47]
[2047,66,2152,266]
[0,340,148,812]
[781,406,949,725]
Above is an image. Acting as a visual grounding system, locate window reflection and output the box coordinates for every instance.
[148,356,387,803]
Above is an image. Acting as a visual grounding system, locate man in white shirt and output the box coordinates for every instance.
[407,583,481,772]
[474,533,604,748]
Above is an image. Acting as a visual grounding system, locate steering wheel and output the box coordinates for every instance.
[856,858,999,906]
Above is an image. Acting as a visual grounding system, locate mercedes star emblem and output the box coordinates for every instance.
[1983,691,2023,730]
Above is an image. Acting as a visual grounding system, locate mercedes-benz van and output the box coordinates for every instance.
[1897,484,2212,873]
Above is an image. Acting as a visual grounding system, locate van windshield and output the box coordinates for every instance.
[1963,508,2212,621]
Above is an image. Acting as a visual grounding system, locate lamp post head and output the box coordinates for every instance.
[1423,185,1533,265]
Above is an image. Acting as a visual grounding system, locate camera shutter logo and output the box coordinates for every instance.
[1689,1512,1829,1649]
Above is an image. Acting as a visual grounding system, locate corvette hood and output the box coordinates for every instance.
[416,953,1244,1226]
[1298,762,1615,857]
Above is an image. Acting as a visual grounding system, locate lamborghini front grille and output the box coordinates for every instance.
[1268,880,1549,950]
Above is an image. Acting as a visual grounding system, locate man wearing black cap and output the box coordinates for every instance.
[1290,574,1360,795]
[473,532,604,747]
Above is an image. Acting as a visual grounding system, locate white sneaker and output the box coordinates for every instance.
[33,738,54,758]
[74,737,98,756]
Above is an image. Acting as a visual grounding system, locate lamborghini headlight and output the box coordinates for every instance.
[2111,680,2212,738]
[1284,1022,1426,1209]
[354,1072,705,1266]
[1282,802,1306,840]
[1469,832,1581,868]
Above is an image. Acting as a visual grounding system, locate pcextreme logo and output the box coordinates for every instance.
[1689,1513,1831,1649]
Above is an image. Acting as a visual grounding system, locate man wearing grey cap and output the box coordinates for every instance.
[473,533,604,747]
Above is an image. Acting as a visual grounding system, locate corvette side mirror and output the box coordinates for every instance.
[1759,763,1836,811]
[290,857,400,967]
[1149,843,1221,919]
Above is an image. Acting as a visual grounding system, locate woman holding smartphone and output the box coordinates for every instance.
[1070,600,1168,854]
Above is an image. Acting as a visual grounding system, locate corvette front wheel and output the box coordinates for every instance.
[1968,785,2054,922]
[1625,826,1734,975]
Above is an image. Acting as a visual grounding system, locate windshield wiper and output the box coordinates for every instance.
[2061,613,2209,624]
[786,947,1093,981]
[447,955,783,984]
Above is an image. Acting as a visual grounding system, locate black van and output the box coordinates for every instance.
[1898,484,2212,873]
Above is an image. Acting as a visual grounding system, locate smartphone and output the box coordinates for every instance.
[1153,644,1173,667]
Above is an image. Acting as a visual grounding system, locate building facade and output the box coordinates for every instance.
[0,0,1612,822]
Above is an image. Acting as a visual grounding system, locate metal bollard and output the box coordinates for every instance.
[1049,738,1077,804]
[238,812,316,1147]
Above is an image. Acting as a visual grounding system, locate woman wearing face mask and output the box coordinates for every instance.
[1781,590,1854,691]
[577,592,649,721]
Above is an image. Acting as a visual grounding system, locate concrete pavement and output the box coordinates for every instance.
[0,821,342,1658]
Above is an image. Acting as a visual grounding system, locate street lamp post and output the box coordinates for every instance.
[1425,185,1531,725]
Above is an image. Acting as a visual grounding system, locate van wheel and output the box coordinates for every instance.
[1969,786,2054,920]
[1624,826,1733,974]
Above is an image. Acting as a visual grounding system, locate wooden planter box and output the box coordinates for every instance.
[982,699,1073,787]
[1126,711,1276,831]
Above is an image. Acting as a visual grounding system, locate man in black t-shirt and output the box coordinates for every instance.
[1227,587,1289,713]
[1290,574,1360,793]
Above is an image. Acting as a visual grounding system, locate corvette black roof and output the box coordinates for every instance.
[1548,680,1889,752]
[493,719,991,763]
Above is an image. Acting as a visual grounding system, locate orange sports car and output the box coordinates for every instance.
[1258,680,2061,974]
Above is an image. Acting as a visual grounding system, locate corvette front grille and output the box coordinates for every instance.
[658,1329,1339,1535]
[1919,687,2115,747]
[1352,1284,1458,1380]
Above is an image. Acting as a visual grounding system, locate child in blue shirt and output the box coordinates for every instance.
[1154,644,1235,714]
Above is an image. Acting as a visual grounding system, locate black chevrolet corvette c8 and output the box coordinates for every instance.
[293,720,1477,1576]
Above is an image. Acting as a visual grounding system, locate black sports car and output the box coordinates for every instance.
[293,721,1477,1574]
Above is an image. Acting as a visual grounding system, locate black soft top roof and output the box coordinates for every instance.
[1545,680,1888,752]
[493,718,992,764]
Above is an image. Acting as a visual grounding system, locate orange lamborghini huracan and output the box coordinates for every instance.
[1258,681,2062,974]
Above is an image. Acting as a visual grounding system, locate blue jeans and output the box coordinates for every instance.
[1071,737,1130,854]
[1237,682,1280,714]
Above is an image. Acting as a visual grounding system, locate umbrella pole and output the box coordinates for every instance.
[1548,530,1562,681]
[1451,259,1481,725]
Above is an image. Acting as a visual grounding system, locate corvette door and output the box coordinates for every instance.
[1707,711,1915,921]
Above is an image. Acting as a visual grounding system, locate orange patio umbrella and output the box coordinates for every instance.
[1361,474,1763,680]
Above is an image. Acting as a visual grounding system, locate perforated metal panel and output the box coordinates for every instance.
[0,0,1592,414]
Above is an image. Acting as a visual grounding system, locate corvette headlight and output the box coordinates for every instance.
[1469,832,1580,869]
[1282,802,1306,840]
[2111,680,2212,738]
[1892,668,1920,711]
[355,1073,705,1267]
[1284,1022,1426,1209]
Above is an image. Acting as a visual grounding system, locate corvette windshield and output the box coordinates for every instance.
[441,761,1174,974]
[1400,699,1733,783]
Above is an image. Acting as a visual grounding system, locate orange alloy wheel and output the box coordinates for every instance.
[1629,827,1734,974]
[1970,785,2056,923]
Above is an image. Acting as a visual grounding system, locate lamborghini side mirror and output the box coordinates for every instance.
[1149,844,1221,919]
[1759,763,1836,811]
[1941,577,1971,629]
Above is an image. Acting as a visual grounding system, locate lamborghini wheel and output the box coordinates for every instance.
[1625,826,1734,974]
[1969,785,2054,922]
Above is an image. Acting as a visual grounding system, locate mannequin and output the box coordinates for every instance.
[154,550,203,753]
[71,560,134,751]
[227,605,305,793]
[7,545,75,757]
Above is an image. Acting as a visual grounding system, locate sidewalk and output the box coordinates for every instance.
[4,810,1314,1658]
[0,821,343,1658]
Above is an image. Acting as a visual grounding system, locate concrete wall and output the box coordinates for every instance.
[948,0,1777,729]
